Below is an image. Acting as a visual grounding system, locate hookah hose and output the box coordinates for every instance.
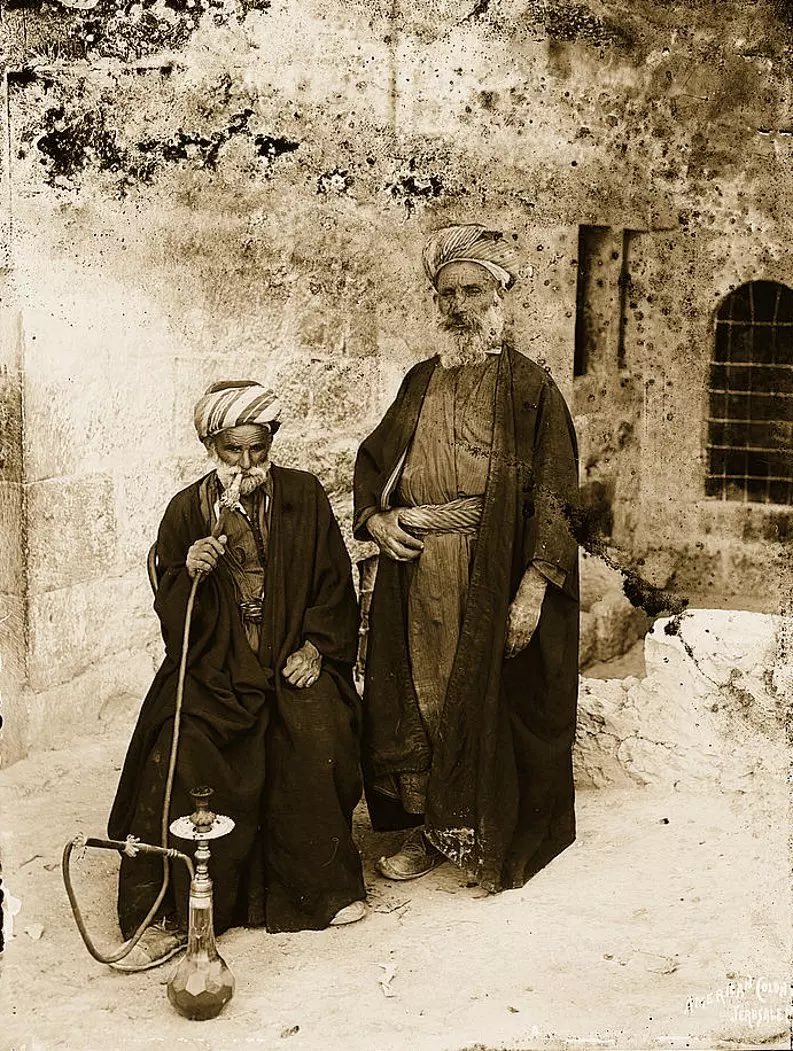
[62,517,227,966]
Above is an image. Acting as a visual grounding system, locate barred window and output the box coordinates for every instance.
[705,281,793,505]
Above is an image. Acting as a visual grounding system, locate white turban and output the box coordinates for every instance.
[422,224,518,290]
[194,380,282,443]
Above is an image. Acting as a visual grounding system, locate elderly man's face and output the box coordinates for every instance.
[433,261,506,367]
[213,424,273,469]
[209,424,274,495]
[435,261,502,324]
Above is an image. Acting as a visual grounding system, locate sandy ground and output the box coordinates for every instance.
[1,715,790,1051]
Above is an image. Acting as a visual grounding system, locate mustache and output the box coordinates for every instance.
[440,313,485,332]
[211,458,271,496]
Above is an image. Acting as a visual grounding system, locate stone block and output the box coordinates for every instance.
[0,593,27,684]
[579,552,625,612]
[24,368,173,484]
[27,572,159,693]
[590,590,650,664]
[274,433,357,497]
[667,548,725,602]
[0,367,24,484]
[26,474,117,594]
[1,681,30,769]
[574,610,787,791]
[573,678,636,789]
[647,610,782,707]
[296,306,379,360]
[113,460,185,573]
[21,288,173,482]
[718,544,789,612]
[578,610,596,667]
[18,645,162,760]
[0,594,30,769]
[0,483,26,596]
[271,356,382,436]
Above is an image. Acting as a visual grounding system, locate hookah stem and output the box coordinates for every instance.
[162,508,229,848]
[62,514,227,965]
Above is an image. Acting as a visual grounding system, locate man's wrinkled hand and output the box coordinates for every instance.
[366,509,424,562]
[504,569,547,658]
[282,641,322,689]
[186,535,227,578]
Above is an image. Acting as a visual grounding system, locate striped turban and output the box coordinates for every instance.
[422,223,518,290]
[194,380,282,443]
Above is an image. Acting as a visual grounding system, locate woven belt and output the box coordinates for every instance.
[398,496,483,536]
[239,599,264,623]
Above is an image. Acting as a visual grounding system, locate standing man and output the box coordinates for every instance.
[354,224,580,893]
[109,380,366,971]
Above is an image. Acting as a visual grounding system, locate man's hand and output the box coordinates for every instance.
[282,640,322,689]
[367,509,424,562]
[505,565,548,659]
[186,535,227,578]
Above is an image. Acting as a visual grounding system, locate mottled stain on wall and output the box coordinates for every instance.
[2,0,792,761]
[4,0,272,64]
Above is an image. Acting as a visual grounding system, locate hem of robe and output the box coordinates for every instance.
[363,779,426,833]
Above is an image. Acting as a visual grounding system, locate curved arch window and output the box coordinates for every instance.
[706,280,793,504]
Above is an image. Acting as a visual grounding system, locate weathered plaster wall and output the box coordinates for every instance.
[1,0,792,763]
[575,609,790,790]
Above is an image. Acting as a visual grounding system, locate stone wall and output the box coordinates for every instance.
[575,609,790,790]
[1,1,792,764]
[572,222,793,611]
[579,553,649,669]
[0,285,28,765]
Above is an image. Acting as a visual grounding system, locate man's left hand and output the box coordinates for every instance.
[504,565,548,659]
[282,641,323,688]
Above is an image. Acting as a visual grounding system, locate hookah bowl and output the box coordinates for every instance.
[167,787,236,1020]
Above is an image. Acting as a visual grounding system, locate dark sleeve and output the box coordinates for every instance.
[302,478,360,665]
[529,377,579,586]
[152,491,208,661]
[353,366,418,540]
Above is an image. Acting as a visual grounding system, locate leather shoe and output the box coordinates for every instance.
[376,827,445,881]
[110,921,187,973]
[329,900,367,926]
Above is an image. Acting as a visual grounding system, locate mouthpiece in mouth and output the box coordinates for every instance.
[219,471,243,509]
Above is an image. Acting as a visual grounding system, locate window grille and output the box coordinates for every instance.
[706,281,793,505]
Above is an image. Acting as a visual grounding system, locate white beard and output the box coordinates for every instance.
[436,297,505,369]
[210,456,271,496]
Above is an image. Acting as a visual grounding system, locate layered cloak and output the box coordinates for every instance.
[354,345,579,892]
[109,466,364,935]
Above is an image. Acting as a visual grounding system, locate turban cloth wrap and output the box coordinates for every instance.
[422,224,518,290]
[194,381,282,442]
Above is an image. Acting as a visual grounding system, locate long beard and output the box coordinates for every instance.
[436,299,505,369]
[211,456,271,496]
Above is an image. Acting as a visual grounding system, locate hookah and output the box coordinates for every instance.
[61,474,243,1020]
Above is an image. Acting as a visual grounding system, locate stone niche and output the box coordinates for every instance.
[579,552,650,669]
[574,609,790,790]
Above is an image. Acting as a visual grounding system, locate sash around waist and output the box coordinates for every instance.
[397,495,484,535]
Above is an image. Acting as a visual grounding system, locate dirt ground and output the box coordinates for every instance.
[1,708,790,1051]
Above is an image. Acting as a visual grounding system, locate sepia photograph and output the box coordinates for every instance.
[0,1,790,1049]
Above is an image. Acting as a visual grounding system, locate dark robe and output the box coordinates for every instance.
[353,345,579,892]
[108,465,365,935]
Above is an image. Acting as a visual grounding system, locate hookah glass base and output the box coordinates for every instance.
[167,788,235,1020]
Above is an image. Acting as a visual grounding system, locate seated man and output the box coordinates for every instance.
[108,380,366,970]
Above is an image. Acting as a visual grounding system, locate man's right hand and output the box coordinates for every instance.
[366,510,424,562]
[186,535,227,578]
